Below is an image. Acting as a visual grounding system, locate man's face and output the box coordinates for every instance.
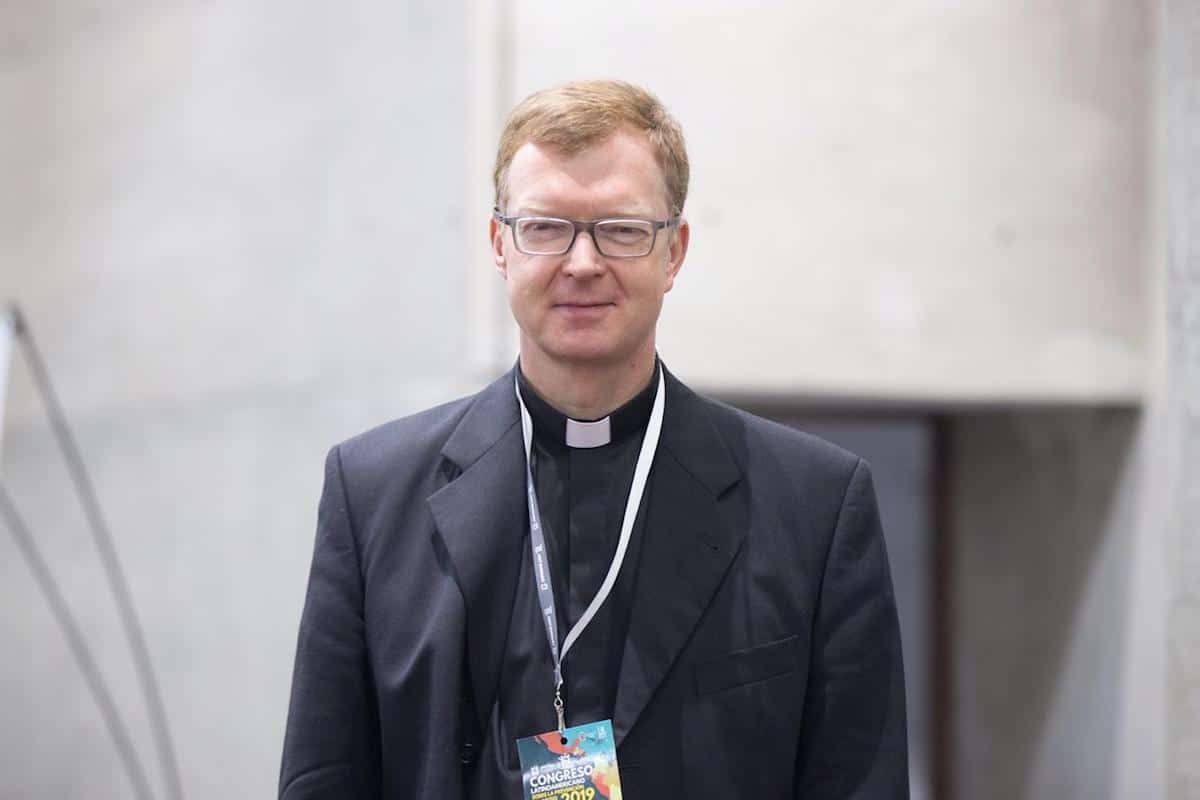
[491,127,689,370]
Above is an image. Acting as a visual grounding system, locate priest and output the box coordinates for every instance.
[280,79,908,799]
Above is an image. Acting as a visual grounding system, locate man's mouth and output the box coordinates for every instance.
[553,301,615,316]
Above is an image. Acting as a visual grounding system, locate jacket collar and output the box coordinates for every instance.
[427,368,526,736]
[439,368,522,470]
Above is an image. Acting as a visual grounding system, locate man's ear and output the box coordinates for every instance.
[663,218,690,294]
[490,216,508,278]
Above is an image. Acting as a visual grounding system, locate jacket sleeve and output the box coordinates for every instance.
[279,446,382,799]
[795,459,909,799]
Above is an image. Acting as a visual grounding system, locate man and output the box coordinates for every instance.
[280,80,907,799]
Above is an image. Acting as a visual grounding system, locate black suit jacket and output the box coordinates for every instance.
[280,366,908,798]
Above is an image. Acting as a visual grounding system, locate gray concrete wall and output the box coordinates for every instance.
[494,0,1153,404]
[1165,0,1200,795]
[0,2,1177,799]
[0,3,475,797]
[950,409,1143,800]
[945,4,1194,797]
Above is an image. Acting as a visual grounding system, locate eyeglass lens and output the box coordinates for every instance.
[515,218,656,257]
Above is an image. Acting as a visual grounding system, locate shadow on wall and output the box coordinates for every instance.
[951,408,1140,800]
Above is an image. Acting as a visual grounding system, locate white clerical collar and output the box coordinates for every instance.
[565,417,612,448]
[514,360,659,449]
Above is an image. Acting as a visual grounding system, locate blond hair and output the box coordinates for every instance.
[493,79,689,216]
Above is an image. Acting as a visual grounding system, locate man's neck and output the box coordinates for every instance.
[518,344,657,421]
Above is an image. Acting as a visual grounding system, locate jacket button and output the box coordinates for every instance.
[459,742,476,765]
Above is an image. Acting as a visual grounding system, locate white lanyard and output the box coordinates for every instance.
[515,365,665,732]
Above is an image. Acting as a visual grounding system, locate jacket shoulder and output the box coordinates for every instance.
[690,396,873,556]
[697,393,864,484]
[332,393,475,484]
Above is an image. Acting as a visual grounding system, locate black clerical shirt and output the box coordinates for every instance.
[474,366,657,787]
[519,365,657,721]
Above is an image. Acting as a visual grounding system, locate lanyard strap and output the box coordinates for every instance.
[516,365,666,731]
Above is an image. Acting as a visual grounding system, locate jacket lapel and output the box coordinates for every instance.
[613,369,743,745]
[427,369,526,734]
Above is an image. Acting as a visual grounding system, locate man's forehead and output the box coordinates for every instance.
[505,130,669,214]
[512,184,659,217]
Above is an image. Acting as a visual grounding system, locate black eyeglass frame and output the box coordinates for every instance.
[492,208,681,259]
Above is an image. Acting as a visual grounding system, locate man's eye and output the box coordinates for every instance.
[603,224,651,241]
[520,221,570,242]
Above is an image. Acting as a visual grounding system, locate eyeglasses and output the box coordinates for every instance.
[493,208,680,259]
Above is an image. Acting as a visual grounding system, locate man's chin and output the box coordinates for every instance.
[538,338,627,366]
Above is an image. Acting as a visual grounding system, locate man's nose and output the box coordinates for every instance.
[562,229,604,277]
